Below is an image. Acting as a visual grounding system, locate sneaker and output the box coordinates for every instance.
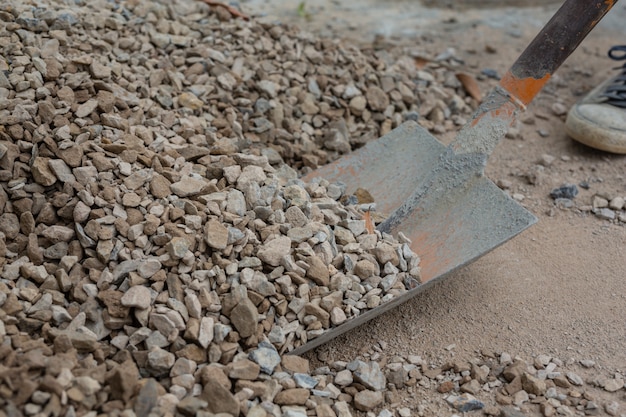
[565,45,626,154]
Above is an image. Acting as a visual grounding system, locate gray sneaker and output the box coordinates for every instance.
[565,45,626,154]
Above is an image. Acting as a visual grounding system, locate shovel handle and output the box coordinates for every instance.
[501,0,617,106]
[451,0,617,157]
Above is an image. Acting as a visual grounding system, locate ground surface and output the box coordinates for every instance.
[244,0,626,413]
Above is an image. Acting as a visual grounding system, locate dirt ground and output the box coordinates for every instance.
[244,0,626,413]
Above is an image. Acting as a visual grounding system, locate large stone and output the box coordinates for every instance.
[353,390,383,411]
[31,157,57,186]
[306,255,330,286]
[274,388,310,405]
[170,177,207,197]
[41,225,75,243]
[121,286,152,309]
[249,341,281,375]
[282,356,310,374]
[150,174,172,198]
[106,359,140,402]
[230,297,258,338]
[202,377,240,415]
[522,372,546,396]
[228,359,261,380]
[347,360,386,391]
[257,236,291,266]
[205,219,229,250]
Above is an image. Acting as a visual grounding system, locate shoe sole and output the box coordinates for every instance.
[565,105,626,154]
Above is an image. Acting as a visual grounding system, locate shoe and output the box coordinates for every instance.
[565,45,626,154]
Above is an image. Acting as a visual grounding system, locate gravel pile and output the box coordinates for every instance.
[0,0,481,415]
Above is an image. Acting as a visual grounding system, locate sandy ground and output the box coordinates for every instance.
[243,0,626,412]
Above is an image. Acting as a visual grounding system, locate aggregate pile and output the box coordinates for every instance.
[0,0,487,415]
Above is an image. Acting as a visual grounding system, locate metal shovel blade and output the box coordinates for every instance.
[306,120,537,282]
[290,122,537,354]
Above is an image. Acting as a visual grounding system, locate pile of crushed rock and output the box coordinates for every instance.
[6,0,593,416]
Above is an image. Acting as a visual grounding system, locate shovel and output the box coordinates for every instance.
[292,0,617,354]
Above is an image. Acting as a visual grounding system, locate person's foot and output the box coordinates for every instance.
[565,45,626,154]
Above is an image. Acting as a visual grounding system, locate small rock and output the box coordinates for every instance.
[438,381,455,393]
[170,177,206,197]
[134,378,159,417]
[347,360,386,391]
[603,378,624,392]
[605,401,620,416]
[595,208,616,220]
[566,372,583,386]
[249,341,281,375]
[257,236,291,266]
[500,406,527,417]
[609,196,625,210]
[75,99,98,118]
[274,388,310,405]
[551,102,567,116]
[178,92,203,110]
[353,390,383,411]
[550,184,578,200]
[446,393,484,412]
[366,86,389,112]
[31,157,57,186]
[230,297,258,338]
[147,347,176,376]
[120,286,152,309]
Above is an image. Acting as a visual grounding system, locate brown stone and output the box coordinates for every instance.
[106,360,140,402]
[149,173,172,199]
[274,388,310,405]
[31,157,57,186]
[354,389,383,411]
[202,377,240,415]
[505,375,523,396]
[306,255,330,286]
[438,380,455,393]
[176,344,207,363]
[304,302,330,328]
[230,297,259,338]
[228,359,261,380]
[282,355,310,374]
[365,85,389,112]
[522,372,547,396]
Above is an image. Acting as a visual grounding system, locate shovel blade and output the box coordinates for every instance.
[293,122,536,354]
[306,121,537,282]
